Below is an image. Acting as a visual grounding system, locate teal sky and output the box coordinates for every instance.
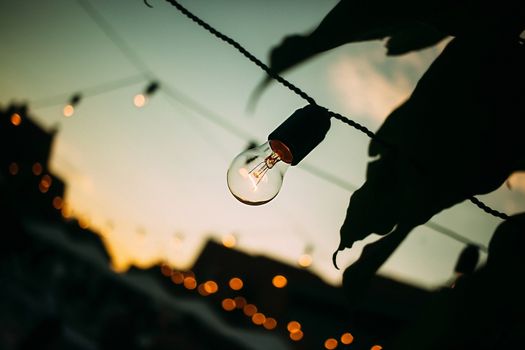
[2,0,524,288]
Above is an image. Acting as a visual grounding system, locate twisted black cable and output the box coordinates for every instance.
[162,0,510,221]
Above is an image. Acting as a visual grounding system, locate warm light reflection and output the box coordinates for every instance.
[63,104,75,117]
[263,317,277,330]
[289,330,303,341]
[341,332,354,345]
[160,264,172,277]
[298,254,313,268]
[39,183,49,193]
[222,234,236,248]
[41,174,52,188]
[171,271,184,284]
[52,196,63,210]
[198,284,210,296]
[287,321,301,333]
[32,162,43,176]
[222,298,236,311]
[79,217,90,229]
[229,277,243,290]
[243,304,257,317]
[252,313,266,325]
[370,346,383,350]
[183,277,197,290]
[61,204,72,218]
[272,275,287,288]
[10,113,22,126]
[324,338,338,349]
[204,280,219,294]
[234,296,246,309]
[8,162,19,175]
[133,94,147,108]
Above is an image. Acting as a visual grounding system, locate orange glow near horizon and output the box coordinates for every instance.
[222,234,236,248]
[324,338,338,349]
[10,113,22,126]
[341,332,354,345]
[272,275,287,288]
[222,298,236,311]
[229,277,243,290]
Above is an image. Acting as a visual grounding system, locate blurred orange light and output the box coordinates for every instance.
[63,104,75,117]
[39,183,49,193]
[183,277,197,290]
[41,174,52,188]
[222,234,236,248]
[341,332,354,345]
[204,280,219,294]
[272,275,287,288]
[222,298,236,311]
[198,284,210,296]
[79,217,90,229]
[289,330,303,341]
[370,346,383,350]
[160,264,172,277]
[32,162,43,176]
[263,317,277,330]
[52,196,63,210]
[252,313,266,325]
[287,321,301,333]
[8,162,19,175]
[324,338,338,349]
[171,271,184,284]
[234,296,246,309]
[298,254,313,268]
[243,304,257,317]
[10,113,22,126]
[61,204,72,219]
[229,277,243,290]
[134,94,146,108]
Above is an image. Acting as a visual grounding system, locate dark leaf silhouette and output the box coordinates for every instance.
[338,34,525,290]
[388,214,525,349]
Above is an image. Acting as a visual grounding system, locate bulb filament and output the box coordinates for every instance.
[248,152,281,189]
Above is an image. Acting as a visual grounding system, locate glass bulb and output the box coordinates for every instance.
[227,140,292,205]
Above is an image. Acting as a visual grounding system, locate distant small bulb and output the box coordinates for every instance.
[134,94,147,108]
[63,104,75,117]
[227,105,331,205]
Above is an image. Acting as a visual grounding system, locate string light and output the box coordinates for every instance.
[272,274,287,288]
[63,93,82,117]
[324,338,338,349]
[10,113,22,126]
[340,332,354,345]
[227,105,330,205]
[133,81,159,108]
[222,233,237,248]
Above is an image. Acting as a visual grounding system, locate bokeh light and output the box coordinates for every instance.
[272,275,287,288]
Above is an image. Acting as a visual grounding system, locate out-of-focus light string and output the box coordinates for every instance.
[162,0,510,220]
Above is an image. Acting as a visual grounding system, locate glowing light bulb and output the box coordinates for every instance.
[227,105,331,205]
[227,140,292,205]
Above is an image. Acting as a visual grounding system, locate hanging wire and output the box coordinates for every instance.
[162,0,509,221]
[30,74,146,109]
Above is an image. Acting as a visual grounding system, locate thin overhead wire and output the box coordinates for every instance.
[30,74,146,109]
[163,0,509,221]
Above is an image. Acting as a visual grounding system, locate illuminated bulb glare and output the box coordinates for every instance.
[324,338,338,350]
[63,104,75,117]
[370,346,383,350]
[298,254,313,268]
[227,140,292,205]
[134,93,147,108]
[229,277,243,290]
[9,162,19,175]
[10,113,22,126]
[341,333,354,345]
[263,317,277,330]
[287,321,301,333]
[171,271,184,284]
[290,330,304,341]
[222,298,236,311]
[222,234,236,248]
[272,275,287,288]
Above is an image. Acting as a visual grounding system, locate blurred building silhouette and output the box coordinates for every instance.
[1,103,65,220]
[0,103,431,350]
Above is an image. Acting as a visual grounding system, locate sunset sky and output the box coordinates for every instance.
[2,0,524,289]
